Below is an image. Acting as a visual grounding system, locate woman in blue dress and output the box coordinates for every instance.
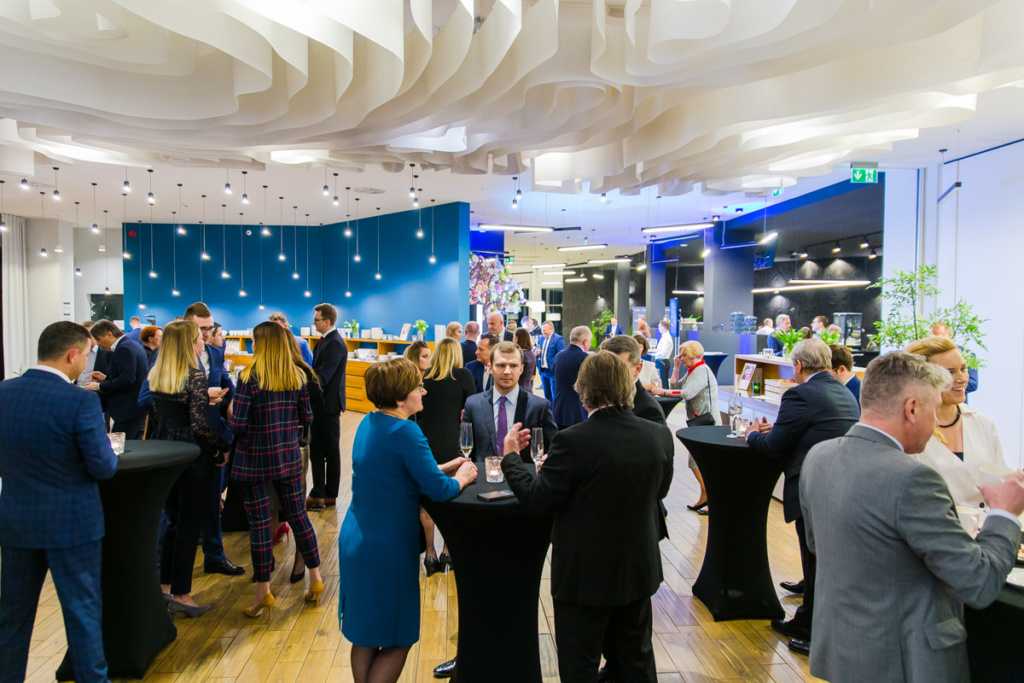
[339,357,478,683]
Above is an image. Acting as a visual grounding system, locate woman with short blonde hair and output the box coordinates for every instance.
[445,321,463,340]
[905,336,1007,508]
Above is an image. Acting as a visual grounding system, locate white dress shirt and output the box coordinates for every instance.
[654,333,673,360]
[34,364,73,384]
[77,346,97,386]
[199,346,211,378]
[540,334,553,369]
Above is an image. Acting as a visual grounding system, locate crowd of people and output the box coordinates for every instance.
[0,306,1020,683]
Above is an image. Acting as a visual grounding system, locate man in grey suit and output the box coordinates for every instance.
[801,352,1024,683]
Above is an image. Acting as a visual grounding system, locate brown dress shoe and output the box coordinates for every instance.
[305,496,325,510]
[324,497,337,507]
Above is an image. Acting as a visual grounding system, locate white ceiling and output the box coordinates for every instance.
[0,0,1023,267]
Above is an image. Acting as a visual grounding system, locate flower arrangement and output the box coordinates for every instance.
[342,319,360,337]
[413,319,428,338]
[819,330,841,345]
[469,254,525,314]
[773,327,804,358]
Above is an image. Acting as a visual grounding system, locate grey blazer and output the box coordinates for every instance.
[801,424,1021,683]
[462,387,558,463]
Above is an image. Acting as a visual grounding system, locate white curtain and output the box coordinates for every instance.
[2,213,30,377]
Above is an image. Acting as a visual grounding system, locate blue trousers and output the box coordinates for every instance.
[0,541,108,683]
[540,369,557,404]
[655,359,670,390]
[201,456,228,563]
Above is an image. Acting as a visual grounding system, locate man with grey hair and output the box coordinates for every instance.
[744,338,860,655]
[551,325,592,429]
[768,313,792,355]
[801,352,1024,682]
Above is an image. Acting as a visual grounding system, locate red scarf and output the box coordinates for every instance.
[685,358,706,376]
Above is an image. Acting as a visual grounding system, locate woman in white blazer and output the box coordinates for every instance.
[906,337,1009,508]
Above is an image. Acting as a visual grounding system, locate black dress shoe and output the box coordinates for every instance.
[204,559,245,576]
[780,579,805,594]
[788,638,811,656]
[424,556,442,577]
[438,552,453,572]
[433,658,456,678]
[771,618,811,641]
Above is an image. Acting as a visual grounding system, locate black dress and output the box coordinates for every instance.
[418,367,477,464]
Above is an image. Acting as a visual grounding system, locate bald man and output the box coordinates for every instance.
[487,312,515,343]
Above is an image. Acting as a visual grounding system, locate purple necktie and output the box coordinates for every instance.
[496,395,508,456]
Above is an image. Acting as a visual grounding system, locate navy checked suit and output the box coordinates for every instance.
[0,369,118,683]
[229,377,320,581]
[99,336,149,439]
[310,328,347,500]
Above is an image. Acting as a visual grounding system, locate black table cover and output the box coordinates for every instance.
[966,586,1024,681]
[655,395,683,418]
[57,440,200,682]
[702,352,729,380]
[422,467,553,683]
[675,426,785,622]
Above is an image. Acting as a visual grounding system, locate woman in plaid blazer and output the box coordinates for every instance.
[230,322,323,617]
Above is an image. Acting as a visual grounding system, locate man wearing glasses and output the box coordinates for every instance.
[308,303,347,510]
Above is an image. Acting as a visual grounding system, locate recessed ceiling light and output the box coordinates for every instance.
[557,243,607,251]
[641,222,715,234]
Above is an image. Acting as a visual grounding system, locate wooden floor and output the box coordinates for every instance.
[22,408,822,683]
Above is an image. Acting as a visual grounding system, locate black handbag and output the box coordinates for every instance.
[686,365,716,427]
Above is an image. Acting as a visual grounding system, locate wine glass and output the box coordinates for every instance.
[530,427,545,463]
[726,395,744,438]
[459,422,474,459]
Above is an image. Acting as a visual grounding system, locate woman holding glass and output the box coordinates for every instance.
[403,340,431,373]
[150,321,230,617]
[229,322,323,618]
[415,338,477,575]
[906,336,1010,508]
[338,358,477,683]
[633,334,660,392]
[657,340,720,512]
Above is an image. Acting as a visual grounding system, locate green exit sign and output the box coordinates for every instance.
[506,255,515,264]
[851,168,878,183]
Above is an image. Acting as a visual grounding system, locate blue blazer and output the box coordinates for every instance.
[295,336,314,365]
[125,327,143,344]
[465,360,488,393]
[99,337,150,422]
[461,339,478,367]
[203,343,235,444]
[604,324,624,337]
[552,344,589,429]
[0,370,118,548]
[537,333,566,373]
[845,374,861,403]
[461,387,558,462]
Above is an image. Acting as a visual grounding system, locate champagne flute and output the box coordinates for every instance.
[459,422,474,459]
[530,427,545,464]
[726,395,744,438]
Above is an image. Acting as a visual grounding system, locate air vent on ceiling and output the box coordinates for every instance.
[353,187,385,195]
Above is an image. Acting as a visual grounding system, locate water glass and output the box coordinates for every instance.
[108,432,126,455]
[732,418,750,439]
[485,456,504,483]
[530,427,545,463]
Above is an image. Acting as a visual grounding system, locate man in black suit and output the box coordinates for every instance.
[601,336,664,425]
[309,302,347,510]
[84,319,149,439]
[552,325,591,429]
[465,333,498,393]
[501,351,674,683]
[461,321,480,366]
[744,338,860,655]
[486,311,515,342]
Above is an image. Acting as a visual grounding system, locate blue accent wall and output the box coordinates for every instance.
[123,202,470,340]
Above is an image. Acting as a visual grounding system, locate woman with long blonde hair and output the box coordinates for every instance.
[150,320,231,617]
[403,340,431,374]
[229,322,323,618]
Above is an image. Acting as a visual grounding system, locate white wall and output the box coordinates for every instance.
[23,218,76,365]
[73,227,124,322]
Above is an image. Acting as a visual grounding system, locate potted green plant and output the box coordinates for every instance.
[819,329,841,345]
[590,308,614,344]
[342,319,360,338]
[413,319,428,341]
[773,327,804,359]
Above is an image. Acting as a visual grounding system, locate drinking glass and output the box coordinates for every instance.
[459,422,474,458]
[530,427,545,463]
[726,395,744,438]
[732,417,750,439]
[108,432,126,455]
[485,456,504,483]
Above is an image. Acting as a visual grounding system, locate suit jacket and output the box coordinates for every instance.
[462,387,557,462]
[632,379,666,424]
[801,424,1021,683]
[0,369,118,548]
[746,372,859,522]
[552,344,588,429]
[124,327,143,344]
[604,324,624,337]
[465,360,489,394]
[461,339,478,367]
[537,332,565,373]
[99,337,150,422]
[203,343,235,444]
[313,328,347,413]
[767,335,784,355]
[845,373,861,403]
[502,329,515,342]
[501,408,674,606]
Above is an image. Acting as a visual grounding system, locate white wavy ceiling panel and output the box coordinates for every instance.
[0,0,1021,195]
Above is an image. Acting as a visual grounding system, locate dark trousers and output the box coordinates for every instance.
[553,597,657,683]
[0,541,107,683]
[200,456,228,563]
[309,412,341,499]
[792,517,816,630]
[540,369,556,403]
[655,359,670,390]
[241,476,322,582]
[160,457,206,595]
[112,413,146,440]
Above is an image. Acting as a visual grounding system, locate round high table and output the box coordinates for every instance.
[655,395,683,418]
[422,467,553,683]
[702,352,729,379]
[965,586,1024,681]
[57,440,200,682]
[675,426,785,622]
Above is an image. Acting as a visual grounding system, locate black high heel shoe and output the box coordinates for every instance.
[439,553,453,572]
[289,567,306,584]
[686,501,709,512]
[424,555,442,577]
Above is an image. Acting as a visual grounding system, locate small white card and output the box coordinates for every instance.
[399,323,411,341]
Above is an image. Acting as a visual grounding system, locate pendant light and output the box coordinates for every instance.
[259,208,265,309]
[0,180,6,232]
[171,206,180,296]
[148,207,157,278]
[123,167,131,193]
[138,219,145,310]
[221,204,230,278]
[122,193,131,260]
[146,169,154,205]
[429,199,437,264]
[333,173,339,206]
[20,177,28,190]
[375,207,382,280]
[304,213,312,297]
[239,212,247,297]
[353,197,361,262]
[241,171,249,205]
[52,167,60,201]
[91,183,99,233]
[343,187,353,237]
[224,169,232,195]
[511,176,519,209]
[100,210,107,253]
[416,203,424,239]
[322,167,330,196]
[38,192,47,256]
[200,195,210,260]
[176,184,186,234]
[345,224,352,298]
[292,205,300,279]
[278,196,286,261]
[261,186,271,235]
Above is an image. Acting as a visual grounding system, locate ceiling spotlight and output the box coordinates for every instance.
[760,231,778,244]
[354,253,362,262]
[104,286,110,295]
[21,178,29,190]
[292,271,300,279]
[429,254,437,264]
[54,244,63,253]
[91,223,99,234]
[304,289,312,297]
[600,193,608,203]
[75,268,82,276]
[241,192,249,204]
[147,191,155,205]
[375,272,382,280]
[259,303,266,310]
[172,288,180,296]
[139,302,146,310]
[832,241,842,253]
[221,270,230,278]
[149,269,157,278]
[123,251,131,259]
[261,226,271,236]
[701,248,711,258]
[177,226,187,235]
[869,248,878,260]
[39,248,48,257]
[860,236,870,249]
[239,289,247,297]
[333,195,339,206]
[201,251,210,260]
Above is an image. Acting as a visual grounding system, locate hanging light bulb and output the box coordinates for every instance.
[293,270,300,279]
[51,167,60,201]
[413,196,419,208]
[429,254,437,264]
[600,192,608,203]
[241,170,249,204]
[40,248,47,257]
[139,302,146,310]
[409,186,416,197]
[123,251,131,260]
[147,168,154,204]
[221,269,230,279]
[147,192,154,205]
[92,223,99,234]
[104,286,110,295]
[322,185,329,195]
[354,252,361,262]
[416,227,424,238]
[75,268,82,277]
[261,225,271,236]
[345,290,352,298]
[375,272,381,280]
[259,303,265,310]
[516,188,522,201]
[409,163,417,198]
[344,223,352,238]
[239,289,247,297]
[172,288,180,296]
[149,269,157,278]
[21,178,29,190]
[224,169,232,194]
[278,251,286,261]
[333,195,339,206]
[512,197,518,209]
[304,289,312,297]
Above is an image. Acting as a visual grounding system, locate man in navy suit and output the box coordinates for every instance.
[465,333,499,393]
[0,321,119,683]
[535,321,566,403]
[124,315,144,344]
[604,316,624,338]
[461,320,480,367]
[829,344,861,403]
[745,339,860,655]
[85,319,149,439]
[308,302,347,510]
[552,326,592,429]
